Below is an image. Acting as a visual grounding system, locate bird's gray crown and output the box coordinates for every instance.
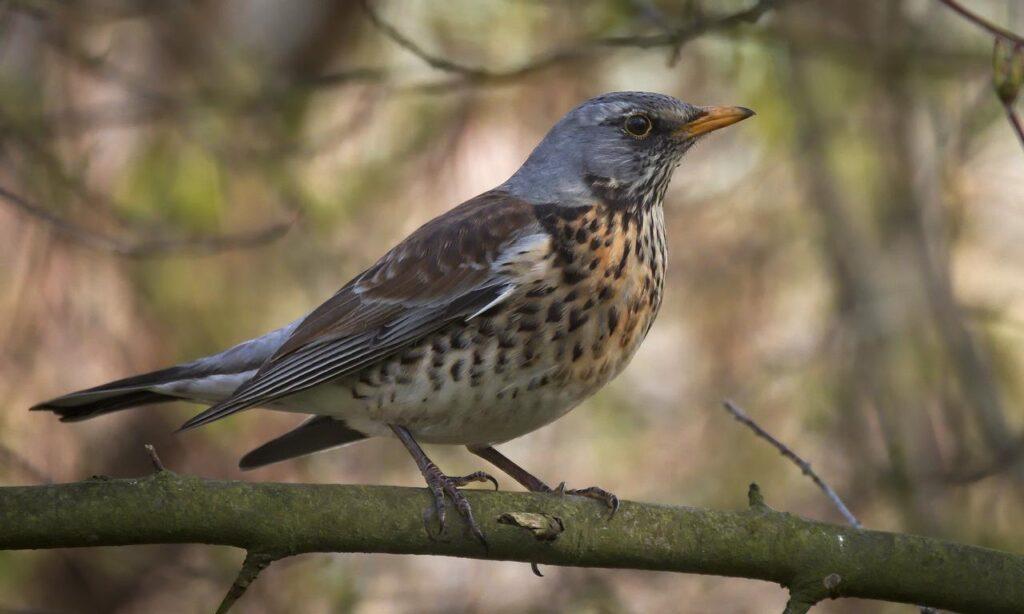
[502,91,705,208]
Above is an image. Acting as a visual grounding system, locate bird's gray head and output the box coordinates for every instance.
[502,91,753,209]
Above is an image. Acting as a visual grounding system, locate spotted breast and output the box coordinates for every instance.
[298,195,667,446]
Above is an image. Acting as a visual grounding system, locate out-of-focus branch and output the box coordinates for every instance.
[0,442,50,484]
[0,185,299,258]
[21,0,783,135]
[943,433,1024,484]
[359,0,784,92]
[359,0,488,78]
[2,464,1023,614]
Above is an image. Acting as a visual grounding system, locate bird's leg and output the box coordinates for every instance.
[468,445,619,517]
[467,444,551,491]
[390,425,496,546]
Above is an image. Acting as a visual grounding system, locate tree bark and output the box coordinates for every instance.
[1,470,1021,613]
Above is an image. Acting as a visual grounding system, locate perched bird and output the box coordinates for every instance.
[32,92,753,543]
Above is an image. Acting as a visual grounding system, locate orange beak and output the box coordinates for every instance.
[675,106,755,139]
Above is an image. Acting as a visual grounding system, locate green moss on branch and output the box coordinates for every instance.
[2,471,1022,613]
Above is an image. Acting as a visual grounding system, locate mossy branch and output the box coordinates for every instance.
[2,470,1022,613]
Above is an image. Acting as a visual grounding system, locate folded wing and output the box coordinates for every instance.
[179,191,545,431]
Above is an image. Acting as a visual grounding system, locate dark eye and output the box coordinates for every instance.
[623,114,653,137]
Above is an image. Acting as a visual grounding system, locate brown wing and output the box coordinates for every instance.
[179,191,542,430]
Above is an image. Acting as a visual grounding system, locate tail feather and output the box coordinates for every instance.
[30,365,193,422]
[239,415,366,470]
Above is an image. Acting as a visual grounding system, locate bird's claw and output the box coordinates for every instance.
[554,482,619,518]
[448,470,500,491]
[422,465,495,547]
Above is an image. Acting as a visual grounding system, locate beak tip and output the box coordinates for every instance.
[677,105,756,138]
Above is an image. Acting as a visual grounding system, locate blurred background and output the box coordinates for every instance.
[1,0,1023,612]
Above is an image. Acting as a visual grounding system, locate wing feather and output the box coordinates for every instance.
[179,191,544,431]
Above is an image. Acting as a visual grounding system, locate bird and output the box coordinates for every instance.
[31,91,753,544]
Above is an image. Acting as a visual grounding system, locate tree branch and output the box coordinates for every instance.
[216,551,276,614]
[2,470,1022,613]
[0,184,300,258]
[722,401,861,528]
[937,1,1024,157]
[937,0,1024,46]
[359,0,785,93]
[722,402,938,614]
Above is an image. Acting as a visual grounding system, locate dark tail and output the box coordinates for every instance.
[238,415,366,470]
[30,365,192,422]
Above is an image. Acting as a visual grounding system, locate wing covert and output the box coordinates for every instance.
[179,191,547,430]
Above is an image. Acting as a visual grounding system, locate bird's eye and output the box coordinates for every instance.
[623,114,653,138]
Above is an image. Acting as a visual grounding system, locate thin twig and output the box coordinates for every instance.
[717,402,945,611]
[144,444,165,473]
[1001,98,1024,149]
[360,0,490,78]
[937,0,1024,46]
[721,400,862,528]
[216,551,276,614]
[936,2,1024,166]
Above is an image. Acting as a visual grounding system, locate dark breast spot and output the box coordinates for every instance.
[518,318,539,333]
[546,301,565,323]
[516,302,540,317]
[450,359,464,381]
[614,244,631,278]
[568,308,589,332]
[450,330,470,350]
[557,246,575,265]
[563,268,588,285]
[607,306,620,333]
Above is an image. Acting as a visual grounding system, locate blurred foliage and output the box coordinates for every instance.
[0,0,1023,612]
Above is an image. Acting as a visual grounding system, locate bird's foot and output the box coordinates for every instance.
[553,482,619,518]
[448,470,500,491]
[422,464,498,547]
